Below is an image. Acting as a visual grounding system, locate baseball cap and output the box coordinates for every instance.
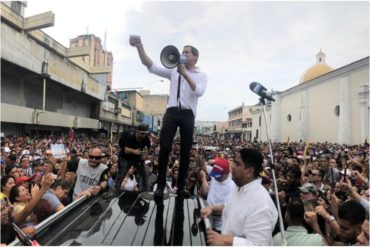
[137,124,149,134]
[209,158,230,179]
[299,183,318,195]
[16,176,33,185]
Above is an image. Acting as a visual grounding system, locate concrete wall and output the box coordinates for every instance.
[280,90,307,142]
[350,68,369,143]
[1,103,98,129]
[306,77,339,143]
[251,107,271,142]
[1,22,105,101]
[142,94,168,116]
[1,66,94,118]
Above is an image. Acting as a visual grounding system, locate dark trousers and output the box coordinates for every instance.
[157,108,195,190]
[115,157,147,191]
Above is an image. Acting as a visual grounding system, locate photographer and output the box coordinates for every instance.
[115,124,151,191]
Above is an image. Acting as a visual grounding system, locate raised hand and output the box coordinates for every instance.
[129,35,142,47]
[41,173,54,189]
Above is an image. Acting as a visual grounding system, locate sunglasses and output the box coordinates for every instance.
[89,155,102,161]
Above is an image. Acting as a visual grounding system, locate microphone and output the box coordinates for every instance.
[249,82,275,102]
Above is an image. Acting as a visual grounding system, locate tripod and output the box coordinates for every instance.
[260,97,287,246]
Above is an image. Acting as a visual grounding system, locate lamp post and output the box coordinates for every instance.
[41,60,50,112]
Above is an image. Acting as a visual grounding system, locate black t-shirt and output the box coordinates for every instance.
[119,131,150,164]
[1,223,16,245]
[67,159,80,173]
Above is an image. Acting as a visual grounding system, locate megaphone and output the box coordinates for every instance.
[160,45,188,69]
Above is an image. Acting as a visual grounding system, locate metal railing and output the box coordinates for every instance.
[9,195,88,246]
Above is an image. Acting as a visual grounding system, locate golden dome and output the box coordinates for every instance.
[299,50,333,83]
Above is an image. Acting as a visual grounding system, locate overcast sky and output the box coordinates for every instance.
[25,0,369,121]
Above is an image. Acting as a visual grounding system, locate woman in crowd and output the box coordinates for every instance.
[120,166,139,191]
[1,175,16,200]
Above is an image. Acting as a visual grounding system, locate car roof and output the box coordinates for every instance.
[30,191,208,246]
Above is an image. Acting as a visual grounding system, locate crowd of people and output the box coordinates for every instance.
[1,130,369,245]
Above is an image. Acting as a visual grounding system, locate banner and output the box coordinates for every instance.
[50,144,66,159]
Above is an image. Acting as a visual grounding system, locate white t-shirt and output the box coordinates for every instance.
[206,165,236,231]
[122,176,138,191]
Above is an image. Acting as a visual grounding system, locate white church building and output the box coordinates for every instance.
[250,51,369,145]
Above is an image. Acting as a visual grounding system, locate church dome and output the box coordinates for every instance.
[299,50,333,83]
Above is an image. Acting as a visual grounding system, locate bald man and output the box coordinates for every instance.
[67,148,109,199]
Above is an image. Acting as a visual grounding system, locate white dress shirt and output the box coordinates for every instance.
[221,178,278,246]
[148,63,207,117]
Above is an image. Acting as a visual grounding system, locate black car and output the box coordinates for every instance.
[10,190,211,246]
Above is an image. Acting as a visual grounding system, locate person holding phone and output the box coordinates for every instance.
[115,124,151,192]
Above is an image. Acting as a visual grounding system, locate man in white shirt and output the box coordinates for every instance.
[130,35,207,199]
[201,148,278,246]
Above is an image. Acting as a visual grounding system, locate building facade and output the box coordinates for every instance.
[250,51,369,145]
[227,105,254,142]
[0,2,133,136]
[69,34,113,90]
[139,90,168,132]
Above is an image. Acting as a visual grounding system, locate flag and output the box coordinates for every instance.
[109,122,113,156]
[69,128,75,142]
[303,142,310,159]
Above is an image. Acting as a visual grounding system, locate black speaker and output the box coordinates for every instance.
[160,45,187,69]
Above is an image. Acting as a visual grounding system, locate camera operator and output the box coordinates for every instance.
[115,124,151,191]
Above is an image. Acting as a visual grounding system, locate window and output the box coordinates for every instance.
[11,1,22,15]
[259,116,261,126]
[287,114,292,122]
